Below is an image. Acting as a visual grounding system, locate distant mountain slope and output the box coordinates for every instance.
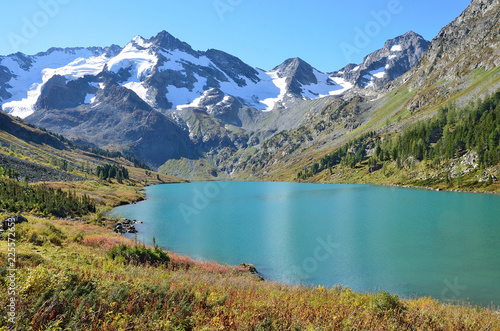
[27,81,196,168]
[332,31,430,90]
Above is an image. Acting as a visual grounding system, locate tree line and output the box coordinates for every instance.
[297,131,376,180]
[298,90,500,180]
[0,176,96,217]
[96,164,130,183]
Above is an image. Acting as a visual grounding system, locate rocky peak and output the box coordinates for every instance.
[393,0,500,112]
[149,30,196,55]
[273,57,317,85]
[205,49,261,86]
[103,44,123,58]
[382,31,426,50]
[332,31,430,90]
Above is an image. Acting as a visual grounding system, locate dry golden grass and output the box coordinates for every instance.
[0,216,499,330]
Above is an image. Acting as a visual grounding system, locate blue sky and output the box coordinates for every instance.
[1,0,471,72]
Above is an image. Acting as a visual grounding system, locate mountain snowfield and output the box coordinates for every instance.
[0,31,427,119]
[0,48,108,117]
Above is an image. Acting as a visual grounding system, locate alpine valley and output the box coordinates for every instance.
[1,0,499,190]
[1,0,500,330]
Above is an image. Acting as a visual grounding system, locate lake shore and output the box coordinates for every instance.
[2,212,499,330]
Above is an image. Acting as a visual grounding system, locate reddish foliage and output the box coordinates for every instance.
[82,235,132,251]
[168,251,248,274]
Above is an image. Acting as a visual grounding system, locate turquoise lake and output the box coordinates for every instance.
[111,182,500,306]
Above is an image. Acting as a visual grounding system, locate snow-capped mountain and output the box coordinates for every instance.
[0,46,121,118]
[263,57,353,109]
[331,31,430,90]
[1,30,418,120]
[0,30,430,172]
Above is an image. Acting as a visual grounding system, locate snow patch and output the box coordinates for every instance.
[301,70,344,98]
[107,41,157,81]
[176,95,203,110]
[160,50,212,69]
[390,45,402,52]
[370,67,386,79]
[42,55,108,81]
[352,66,360,71]
[219,70,281,111]
[123,82,150,104]
[169,74,207,109]
[84,93,96,104]
[328,77,353,95]
[259,71,288,111]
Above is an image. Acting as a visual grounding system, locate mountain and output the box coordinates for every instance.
[395,0,500,112]
[0,30,428,119]
[332,31,430,90]
[1,31,338,117]
[27,82,195,168]
[242,0,500,184]
[0,29,430,173]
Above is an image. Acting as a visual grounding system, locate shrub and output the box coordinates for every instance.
[72,232,84,243]
[16,253,45,267]
[372,290,405,315]
[108,244,170,266]
[14,222,67,246]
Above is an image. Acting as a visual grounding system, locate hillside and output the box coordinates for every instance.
[234,0,500,188]
[0,110,186,207]
[297,91,500,193]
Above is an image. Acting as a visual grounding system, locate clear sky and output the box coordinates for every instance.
[1,0,471,72]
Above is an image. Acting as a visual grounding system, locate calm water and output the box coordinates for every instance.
[112,182,500,306]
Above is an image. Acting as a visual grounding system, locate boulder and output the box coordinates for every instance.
[2,215,28,230]
[240,263,265,281]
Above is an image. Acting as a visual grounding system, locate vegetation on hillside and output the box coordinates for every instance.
[96,164,130,183]
[299,91,500,189]
[0,175,96,217]
[1,216,499,330]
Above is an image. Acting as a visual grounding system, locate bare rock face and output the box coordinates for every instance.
[394,0,500,112]
[28,83,196,168]
[332,31,430,90]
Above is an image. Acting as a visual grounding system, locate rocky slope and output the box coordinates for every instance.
[392,0,500,112]
[332,31,430,90]
[0,152,86,183]
[28,81,196,168]
[245,0,500,183]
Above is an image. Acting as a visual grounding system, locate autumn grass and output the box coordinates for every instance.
[0,216,499,330]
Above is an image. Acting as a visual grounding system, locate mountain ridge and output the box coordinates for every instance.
[0,28,430,175]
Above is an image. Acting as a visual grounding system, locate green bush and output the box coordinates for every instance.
[108,244,170,266]
[372,291,405,315]
[72,232,84,243]
[15,222,67,246]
